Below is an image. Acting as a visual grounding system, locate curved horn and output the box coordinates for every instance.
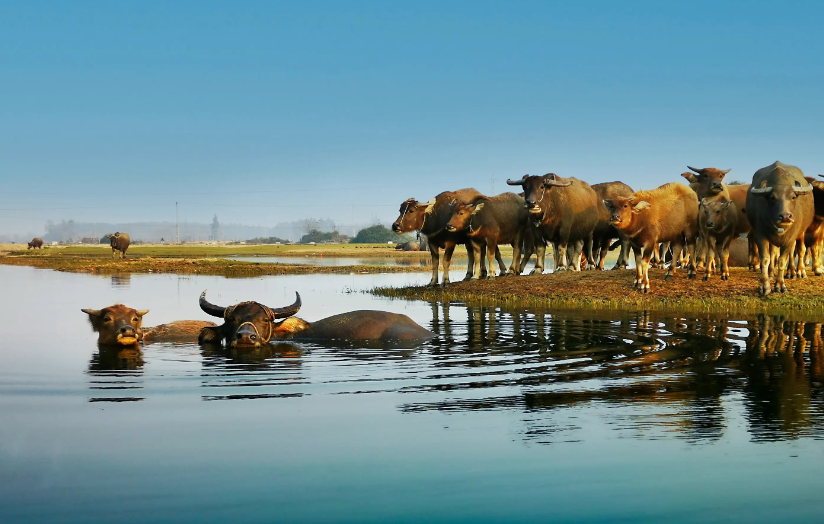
[749,186,773,194]
[271,292,302,319]
[720,169,731,175]
[506,175,529,186]
[687,166,703,175]
[794,183,813,193]
[199,290,227,318]
[543,177,572,187]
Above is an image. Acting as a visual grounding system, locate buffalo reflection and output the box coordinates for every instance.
[87,345,145,403]
[407,305,824,443]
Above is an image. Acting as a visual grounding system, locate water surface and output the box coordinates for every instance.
[1,265,822,523]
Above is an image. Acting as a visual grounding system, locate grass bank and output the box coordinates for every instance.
[372,268,824,316]
[0,252,427,276]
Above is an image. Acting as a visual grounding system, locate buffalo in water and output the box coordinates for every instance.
[746,161,813,295]
[197,291,434,347]
[82,304,216,346]
[106,232,130,258]
[27,238,44,249]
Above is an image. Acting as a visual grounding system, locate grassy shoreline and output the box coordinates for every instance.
[372,268,824,316]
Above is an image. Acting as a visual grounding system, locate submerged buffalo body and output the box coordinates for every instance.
[107,232,130,258]
[746,161,814,295]
[28,238,44,249]
[197,291,434,347]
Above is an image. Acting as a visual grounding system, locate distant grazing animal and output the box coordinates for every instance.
[27,238,43,249]
[106,232,130,258]
[82,304,149,346]
[392,189,492,285]
[506,173,600,273]
[394,241,421,251]
[682,166,754,268]
[197,291,435,347]
[801,176,824,276]
[591,182,633,270]
[444,192,533,277]
[698,198,738,281]
[746,161,813,295]
[604,182,699,292]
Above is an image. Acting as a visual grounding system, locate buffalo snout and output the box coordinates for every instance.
[445,224,457,232]
[232,323,261,347]
[391,223,401,233]
[778,212,793,223]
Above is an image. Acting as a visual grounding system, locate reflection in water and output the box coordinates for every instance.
[110,273,131,288]
[87,345,144,402]
[406,306,824,444]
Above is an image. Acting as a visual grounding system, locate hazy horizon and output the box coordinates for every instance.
[2,1,823,238]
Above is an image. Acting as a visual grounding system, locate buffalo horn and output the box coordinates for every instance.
[687,166,703,175]
[793,183,813,193]
[506,175,529,186]
[720,169,731,175]
[199,290,227,318]
[271,292,302,319]
[818,174,824,179]
[749,186,773,194]
[543,177,572,187]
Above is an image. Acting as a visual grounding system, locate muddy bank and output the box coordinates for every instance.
[373,268,824,316]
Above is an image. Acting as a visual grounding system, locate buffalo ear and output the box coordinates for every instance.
[470,203,485,215]
[631,201,651,214]
[603,199,613,209]
[699,198,707,207]
[681,172,698,183]
[721,201,733,209]
[424,198,436,214]
[198,326,223,345]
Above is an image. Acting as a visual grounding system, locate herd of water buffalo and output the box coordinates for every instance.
[392,160,824,296]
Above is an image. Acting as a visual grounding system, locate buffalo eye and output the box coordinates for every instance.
[132,317,139,322]
[104,316,112,322]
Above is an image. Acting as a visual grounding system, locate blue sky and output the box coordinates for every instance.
[1,1,823,236]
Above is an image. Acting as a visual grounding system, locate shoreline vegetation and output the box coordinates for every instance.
[372,268,824,316]
[3,243,823,315]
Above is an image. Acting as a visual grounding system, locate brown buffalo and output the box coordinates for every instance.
[591,182,633,270]
[27,238,44,249]
[444,192,533,277]
[107,232,130,258]
[198,291,434,346]
[801,176,824,276]
[746,161,814,295]
[682,166,754,268]
[392,189,491,285]
[506,173,600,273]
[698,198,738,281]
[82,304,150,346]
[604,182,698,292]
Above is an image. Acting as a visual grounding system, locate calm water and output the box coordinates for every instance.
[1,264,823,523]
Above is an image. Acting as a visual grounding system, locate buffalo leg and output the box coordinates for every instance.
[468,241,483,281]
[507,231,523,276]
[757,238,772,296]
[428,243,441,286]
[796,238,807,279]
[665,242,684,280]
[532,242,546,275]
[463,241,476,281]
[640,244,653,293]
[703,236,717,281]
[774,243,795,294]
[633,246,644,289]
[441,244,457,285]
[720,235,732,280]
[584,235,595,270]
[486,239,500,277]
[813,238,824,276]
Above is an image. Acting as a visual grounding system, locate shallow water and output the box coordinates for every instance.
[1,265,823,523]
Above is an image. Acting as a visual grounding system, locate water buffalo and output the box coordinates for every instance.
[392,189,491,285]
[395,241,421,251]
[82,304,150,346]
[106,232,130,258]
[698,198,738,281]
[604,182,698,292]
[27,238,43,249]
[506,173,600,273]
[197,291,434,347]
[682,166,754,268]
[746,161,814,295]
[444,192,533,277]
[591,182,633,270]
[801,176,824,276]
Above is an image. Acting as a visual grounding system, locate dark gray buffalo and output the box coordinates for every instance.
[197,291,434,347]
[746,161,814,295]
[27,238,44,249]
[106,232,130,258]
[507,173,600,273]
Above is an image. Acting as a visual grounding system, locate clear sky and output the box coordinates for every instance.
[1,1,823,237]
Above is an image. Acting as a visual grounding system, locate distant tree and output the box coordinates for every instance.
[247,236,288,244]
[351,224,412,244]
[301,218,320,236]
[299,229,347,244]
[728,180,746,185]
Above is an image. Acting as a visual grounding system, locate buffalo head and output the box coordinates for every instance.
[445,196,489,232]
[392,198,430,233]
[749,179,812,234]
[699,198,734,232]
[603,197,650,228]
[82,304,149,346]
[507,174,571,215]
[198,291,302,347]
[683,166,731,197]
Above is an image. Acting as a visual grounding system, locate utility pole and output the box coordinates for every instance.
[175,201,180,244]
